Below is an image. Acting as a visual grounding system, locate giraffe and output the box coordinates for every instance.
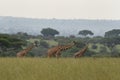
[74,45,88,58]
[47,41,76,58]
[16,43,37,57]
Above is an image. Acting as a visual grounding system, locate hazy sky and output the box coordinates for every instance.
[0,0,120,19]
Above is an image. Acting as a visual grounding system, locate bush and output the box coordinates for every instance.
[40,40,49,48]
[92,44,97,49]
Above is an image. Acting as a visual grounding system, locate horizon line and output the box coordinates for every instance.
[1,15,120,21]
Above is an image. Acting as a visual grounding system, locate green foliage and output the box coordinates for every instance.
[0,50,18,57]
[78,30,94,37]
[91,36,104,44]
[40,40,49,48]
[0,38,10,47]
[2,29,120,57]
[101,37,120,48]
[91,44,98,49]
[45,40,58,47]
[41,28,59,37]
[84,50,97,57]
[11,32,28,40]
[0,34,26,48]
[75,41,86,48]
[111,45,120,57]
[99,46,107,53]
[25,46,48,57]
[105,29,120,38]
[61,47,79,57]
[0,34,26,57]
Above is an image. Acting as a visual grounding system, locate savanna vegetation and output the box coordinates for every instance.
[0,58,120,80]
[0,28,120,57]
[0,28,120,80]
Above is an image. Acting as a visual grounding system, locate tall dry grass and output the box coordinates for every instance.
[0,58,120,80]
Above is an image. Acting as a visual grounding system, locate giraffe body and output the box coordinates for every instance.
[16,44,35,57]
[74,45,88,58]
[47,41,76,58]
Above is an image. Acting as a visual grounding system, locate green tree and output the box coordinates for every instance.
[40,40,49,48]
[100,37,120,56]
[92,44,98,49]
[101,37,120,48]
[41,28,59,37]
[78,30,94,37]
[105,29,120,38]
[0,34,26,57]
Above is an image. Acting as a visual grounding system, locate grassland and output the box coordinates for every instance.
[0,58,120,80]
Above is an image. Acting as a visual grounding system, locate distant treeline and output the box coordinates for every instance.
[1,16,120,36]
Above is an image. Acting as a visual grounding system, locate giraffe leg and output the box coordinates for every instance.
[47,53,51,58]
[56,50,61,58]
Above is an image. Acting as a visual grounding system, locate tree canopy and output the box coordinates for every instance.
[41,28,59,37]
[100,37,120,48]
[78,30,94,37]
[0,34,26,48]
[105,29,120,38]
[0,34,26,57]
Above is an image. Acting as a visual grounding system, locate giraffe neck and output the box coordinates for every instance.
[81,45,88,52]
[60,44,74,51]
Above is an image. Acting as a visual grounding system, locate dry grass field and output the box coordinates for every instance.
[0,58,120,80]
